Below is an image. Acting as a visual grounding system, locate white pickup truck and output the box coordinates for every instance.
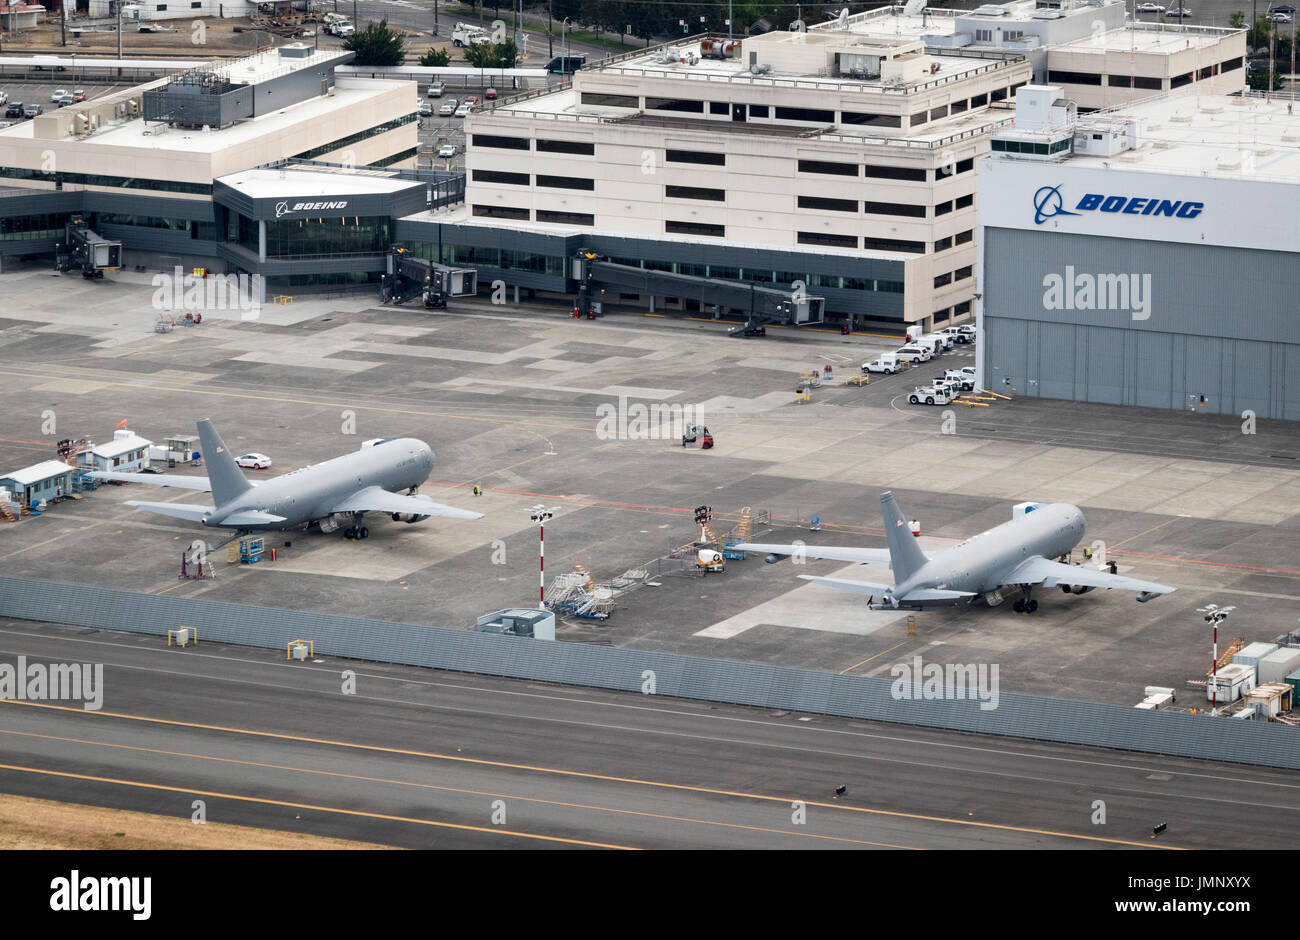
[862,352,903,375]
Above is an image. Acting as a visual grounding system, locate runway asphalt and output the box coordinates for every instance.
[1,619,1296,849]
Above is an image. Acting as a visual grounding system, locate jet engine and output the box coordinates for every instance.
[319,513,349,534]
[391,512,430,524]
[1060,584,1095,595]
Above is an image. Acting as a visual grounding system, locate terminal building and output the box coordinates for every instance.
[977,85,1300,421]
[0,43,421,288]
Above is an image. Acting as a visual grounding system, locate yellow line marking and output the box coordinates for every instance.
[0,760,635,849]
[1,701,1180,849]
[840,640,912,675]
[1109,516,1181,551]
[0,728,908,849]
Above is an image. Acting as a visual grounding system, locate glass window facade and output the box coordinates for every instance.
[232,213,391,258]
[0,212,71,240]
[292,113,418,161]
[94,213,217,240]
[0,165,211,194]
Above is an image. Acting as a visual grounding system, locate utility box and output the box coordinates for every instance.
[476,608,556,641]
[1258,647,1300,684]
[1207,664,1256,703]
[1233,642,1279,669]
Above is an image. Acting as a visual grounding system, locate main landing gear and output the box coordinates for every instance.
[343,513,369,540]
[1012,584,1038,614]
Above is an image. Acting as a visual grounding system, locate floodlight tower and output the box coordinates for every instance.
[1197,604,1237,714]
[529,504,559,605]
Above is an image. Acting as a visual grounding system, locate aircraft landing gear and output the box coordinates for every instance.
[1011,585,1038,614]
[343,513,369,539]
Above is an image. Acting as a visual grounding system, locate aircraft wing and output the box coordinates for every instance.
[797,575,975,604]
[89,470,213,491]
[796,575,897,597]
[125,501,214,522]
[1007,556,1175,597]
[329,486,484,520]
[734,543,897,567]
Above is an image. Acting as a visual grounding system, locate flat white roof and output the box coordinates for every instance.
[91,433,151,458]
[600,39,1007,88]
[812,3,1234,53]
[2,460,73,485]
[1067,92,1300,181]
[490,86,1013,144]
[219,166,420,198]
[0,77,412,154]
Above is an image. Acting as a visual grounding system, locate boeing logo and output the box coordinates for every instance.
[1033,185,1079,224]
[274,200,348,218]
[1033,186,1204,224]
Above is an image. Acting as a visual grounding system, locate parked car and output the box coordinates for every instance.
[1164,6,1192,16]
[1273,4,1297,12]
[427,81,445,98]
[50,88,68,102]
[939,324,975,343]
[437,143,457,158]
[419,101,433,116]
[235,453,272,470]
[1272,10,1292,21]
[0,121,13,130]
[73,89,87,102]
[454,103,470,117]
[894,344,932,364]
[55,94,74,108]
[5,102,23,119]
[1135,2,1163,11]
[0,91,8,106]
[23,104,43,118]
[484,86,498,100]
[463,94,480,109]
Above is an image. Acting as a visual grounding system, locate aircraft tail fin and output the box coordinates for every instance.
[195,418,251,508]
[880,491,927,583]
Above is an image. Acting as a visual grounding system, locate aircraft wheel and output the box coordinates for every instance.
[1027,599,1038,613]
[1013,600,1024,613]
[360,527,369,539]
[343,529,354,540]
[1061,583,1072,593]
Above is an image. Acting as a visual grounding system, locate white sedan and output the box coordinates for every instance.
[437,143,457,158]
[235,452,272,470]
[1135,2,1163,11]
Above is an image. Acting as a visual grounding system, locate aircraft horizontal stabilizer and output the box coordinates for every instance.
[733,543,895,567]
[1007,556,1175,597]
[898,588,977,603]
[797,574,896,597]
[125,501,214,522]
[330,485,484,520]
[90,471,213,491]
[219,510,287,526]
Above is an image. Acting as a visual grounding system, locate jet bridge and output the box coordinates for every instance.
[54,218,121,279]
[572,251,824,333]
[380,247,478,309]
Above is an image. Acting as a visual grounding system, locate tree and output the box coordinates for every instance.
[463,40,496,68]
[493,38,520,68]
[1247,63,1286,90]
[419,47,451,66]
[1229,10,1245,29]
[343,20,406,67]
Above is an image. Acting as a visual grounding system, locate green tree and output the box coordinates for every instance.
[1247,63,1286,90]
[492,38,520,68]
[343,20,406,67]
[463,40,496,68]
[419,46,451,66]
[1229,10,1245,29]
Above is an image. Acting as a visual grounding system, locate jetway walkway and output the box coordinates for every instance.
[380,247,477,308]
[572,252,824,332]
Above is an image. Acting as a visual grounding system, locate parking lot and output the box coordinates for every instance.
[1,269,1298,707]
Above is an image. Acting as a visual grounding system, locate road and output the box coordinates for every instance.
[1,620,1297,849]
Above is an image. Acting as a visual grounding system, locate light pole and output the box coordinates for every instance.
[529,504,559,606]
[1198,604,1236,714]
[562,17,569,58]
[547,0,552,57]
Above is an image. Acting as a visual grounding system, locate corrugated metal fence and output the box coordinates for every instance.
[2,576,1296,770]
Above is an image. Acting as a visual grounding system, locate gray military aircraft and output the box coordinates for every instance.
[735,491,1175,614]
[89,419,482,540]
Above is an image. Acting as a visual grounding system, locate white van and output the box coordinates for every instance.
[894,344,932,364]
[863,352,902,374]
[913,335,946,357]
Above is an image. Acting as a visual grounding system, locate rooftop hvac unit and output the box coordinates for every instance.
[128,99,140,117]
[74,112,88,133]
[89,114,100,130]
